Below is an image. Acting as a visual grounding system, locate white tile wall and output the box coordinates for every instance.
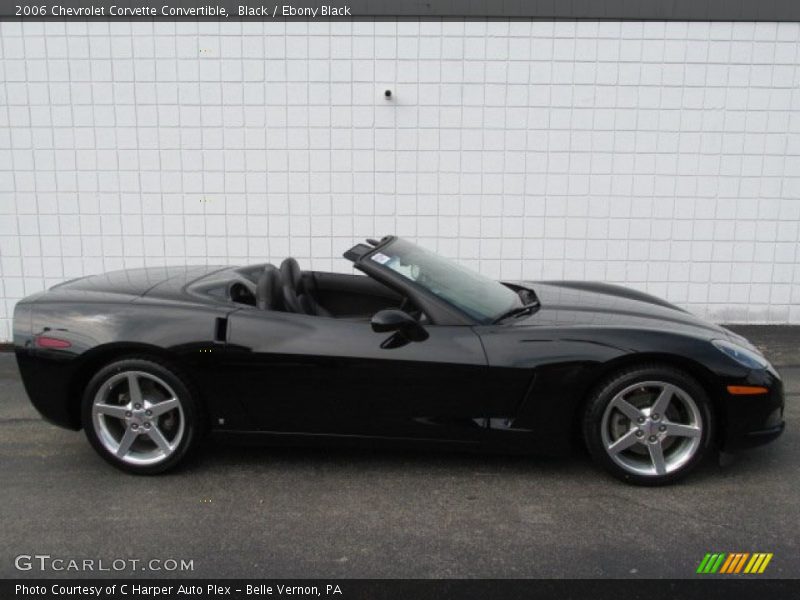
[1,20,800,340]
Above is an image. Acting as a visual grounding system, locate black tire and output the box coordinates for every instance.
[81,357,205,475]
[582,364,714,486]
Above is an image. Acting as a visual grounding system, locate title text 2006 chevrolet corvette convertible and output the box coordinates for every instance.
[13,236,784,484]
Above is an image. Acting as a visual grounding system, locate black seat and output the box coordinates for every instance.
[280,257,331,317]
[255,264,282,310]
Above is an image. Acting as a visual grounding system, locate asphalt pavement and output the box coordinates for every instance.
[1,326,798,579]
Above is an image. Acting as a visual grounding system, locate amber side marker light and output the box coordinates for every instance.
[35,336,72,349]
[727,385,769,395]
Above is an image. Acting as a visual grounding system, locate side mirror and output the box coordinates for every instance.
[371,309,429,344]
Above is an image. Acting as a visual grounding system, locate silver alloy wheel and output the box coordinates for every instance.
[600,380,703,477]
[92,370,185,466]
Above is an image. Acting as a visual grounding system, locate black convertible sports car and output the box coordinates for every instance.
[13,236,784,484]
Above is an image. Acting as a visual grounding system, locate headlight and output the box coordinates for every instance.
[712,339,769,370]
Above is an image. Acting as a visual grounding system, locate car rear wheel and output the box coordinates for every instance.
[583,365,713,485]
[81,358,203,474]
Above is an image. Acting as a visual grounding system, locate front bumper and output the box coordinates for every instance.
[719,368,785,452]
[737,422,785,449]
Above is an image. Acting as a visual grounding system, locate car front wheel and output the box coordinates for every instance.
[583,365,713,485]
[81,358,203,474]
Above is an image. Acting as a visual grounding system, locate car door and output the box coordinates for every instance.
[221,307,511,441]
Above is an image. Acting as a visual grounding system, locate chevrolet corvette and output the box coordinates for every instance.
[13,236,784,484]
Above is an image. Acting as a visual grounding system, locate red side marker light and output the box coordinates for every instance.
[727,385,769,395]
[35,336,72,349]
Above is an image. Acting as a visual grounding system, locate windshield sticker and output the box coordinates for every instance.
[371,252,391,265]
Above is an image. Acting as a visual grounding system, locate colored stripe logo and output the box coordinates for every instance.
[696,553,773,574]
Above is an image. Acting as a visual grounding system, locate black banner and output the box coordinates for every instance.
[3,579,800,600]
[4,0,800,21]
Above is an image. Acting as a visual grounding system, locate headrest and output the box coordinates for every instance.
[280,257,302,288]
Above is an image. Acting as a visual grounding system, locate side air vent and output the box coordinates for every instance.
[214,317,228,343]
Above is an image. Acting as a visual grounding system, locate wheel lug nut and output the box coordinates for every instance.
[652,413,660,421]
[145,410,152,416]
[659,425,667,432]
[125,411,132,417]
[648,435,657,442]
[131,423,138,430]
[637,417,645,424]
[134,403,141,410]
[144,422,151,429]
[635,430,644,437]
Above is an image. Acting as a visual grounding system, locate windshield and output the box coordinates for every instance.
[368,238,521,323]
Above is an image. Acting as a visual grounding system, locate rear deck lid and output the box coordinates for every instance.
[39,266,223,303]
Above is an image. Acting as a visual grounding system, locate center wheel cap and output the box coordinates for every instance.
[126,406,150,430]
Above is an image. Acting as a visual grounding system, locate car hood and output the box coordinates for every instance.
[514,281,735,341]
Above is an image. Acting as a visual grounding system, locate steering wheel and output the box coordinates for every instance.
[228,281,256,306]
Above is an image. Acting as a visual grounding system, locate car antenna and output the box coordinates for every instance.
[366,238,380,246]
